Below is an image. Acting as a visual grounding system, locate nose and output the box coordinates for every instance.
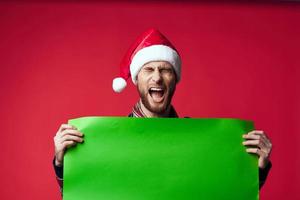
[151,68,162,83]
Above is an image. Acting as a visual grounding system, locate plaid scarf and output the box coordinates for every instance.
[131,101,178,118]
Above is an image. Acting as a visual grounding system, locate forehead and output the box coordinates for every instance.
[142,61,173,69]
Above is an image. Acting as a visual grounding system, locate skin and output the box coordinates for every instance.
[54,61,272,169]
[242,130,272,168]
[136,61,176,117]
[54,124,83,167]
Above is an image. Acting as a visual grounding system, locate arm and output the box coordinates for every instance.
[259,161,272,189]
[53,157,63,193]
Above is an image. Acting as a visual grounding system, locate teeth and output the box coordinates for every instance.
[150,88,163,91]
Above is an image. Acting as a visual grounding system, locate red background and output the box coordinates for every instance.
[0,1,299,199]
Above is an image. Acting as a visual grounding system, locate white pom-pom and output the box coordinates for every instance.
[112,77,127,93]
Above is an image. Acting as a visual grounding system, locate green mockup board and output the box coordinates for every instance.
[64,117,258,200]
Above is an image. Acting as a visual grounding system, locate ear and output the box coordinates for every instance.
[135,70,142,85]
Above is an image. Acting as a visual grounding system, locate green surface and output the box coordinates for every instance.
[64,117,258,200]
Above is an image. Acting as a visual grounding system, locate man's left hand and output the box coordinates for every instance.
[243,130,272,169]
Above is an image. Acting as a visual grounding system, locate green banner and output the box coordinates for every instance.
[64,117,258,200]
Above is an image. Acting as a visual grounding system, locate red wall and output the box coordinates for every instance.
[0,2,299,199]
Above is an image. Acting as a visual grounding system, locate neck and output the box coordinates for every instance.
[139,99,171,118]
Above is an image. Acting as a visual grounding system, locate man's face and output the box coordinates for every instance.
[136,61,176,114]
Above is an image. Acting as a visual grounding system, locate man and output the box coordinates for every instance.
[53,28,272,193]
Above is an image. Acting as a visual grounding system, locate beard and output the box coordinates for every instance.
[137,83,176,115]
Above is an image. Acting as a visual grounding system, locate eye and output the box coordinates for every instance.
[143,67,154,72]
[161,68,173,74]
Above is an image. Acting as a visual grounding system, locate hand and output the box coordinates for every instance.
[54,124,84,167]
[242,130,272,169]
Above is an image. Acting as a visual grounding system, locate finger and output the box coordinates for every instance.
[58,124,77,132]
[243,134,260,140]
[248,130,264,135]
[248,130,269,141]
[61,134,84,143]
[260,134,271,147]
[248,132,272,150]
[62,140,77,149]
[246,148,264,157]
[245,131,272,155]
[259,139,272,155]
[243,139,267,149]
[264,140,272,149]
[59,129,84,137]
[243,134,269,149]
[243,140,259,146]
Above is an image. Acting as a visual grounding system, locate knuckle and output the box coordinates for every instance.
[257,136,262,142]
[64,135,71,140]
[61,129,68,135]
[257,134,261,139]
[68,141,76,147]
[68,141,74,145]
[63,141,72,147]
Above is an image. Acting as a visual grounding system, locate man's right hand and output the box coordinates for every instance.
[54,124,84,167]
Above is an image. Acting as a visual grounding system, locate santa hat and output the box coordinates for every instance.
[112,28,181,93]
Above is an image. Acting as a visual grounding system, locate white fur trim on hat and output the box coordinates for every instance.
[130,45,181,84]
[112,77,127,93]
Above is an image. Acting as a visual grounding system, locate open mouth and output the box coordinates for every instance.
[149,87,165,103]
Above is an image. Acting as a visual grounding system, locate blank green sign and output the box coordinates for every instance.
[64,117,258,200]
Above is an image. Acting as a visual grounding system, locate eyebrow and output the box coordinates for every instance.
[158,65,172,69]
[143,63,172,70]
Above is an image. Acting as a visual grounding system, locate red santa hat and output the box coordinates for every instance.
[112,28,181,93]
